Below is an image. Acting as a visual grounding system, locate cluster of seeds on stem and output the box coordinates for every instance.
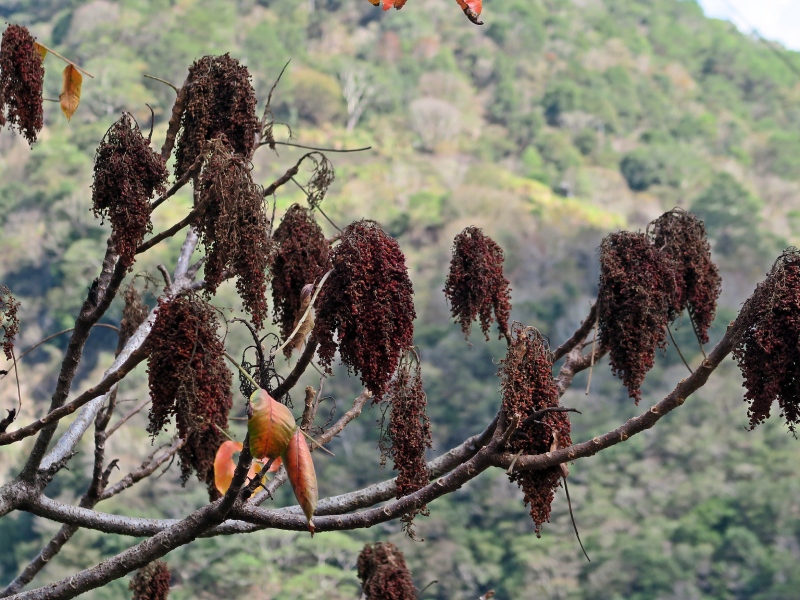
[146,292,232,496]
[197,139,271,329]
[500,324,571,535]
[649,208,721,343]
[129,560,171,600]
[0,285,19,360]
[444,226,512,341]
[174,54,258,177]
[271,204,330,353]
[0,24,43,145]
[356,542,416,600]
[315,220,415,399]
[733,248,800,431]
[91,113,167,268]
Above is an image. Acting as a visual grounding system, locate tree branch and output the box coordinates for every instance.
[552,303,597,362]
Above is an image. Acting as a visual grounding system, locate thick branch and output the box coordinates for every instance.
[160,77,189,161]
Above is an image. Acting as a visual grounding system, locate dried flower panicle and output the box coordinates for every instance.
[174,54,258,176]
[92,113,168,268]
[357,542,416,600]
[197,140,270,329]
[598,231,673,403]
[271,204,330,352]
[305,153,335,209]
[649,209,721,343]
[733,249,800,431]
[500,324,571,535]
[118,281,149,349]
[0,24,44,145]
[444,227,512,341]
[146,292,232,493]
[315,220,415,399]
[129,560,170,600]
[381,353,432,532]
[0,286,20,360]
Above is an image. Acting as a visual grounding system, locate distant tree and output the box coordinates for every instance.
[1,22,799,600]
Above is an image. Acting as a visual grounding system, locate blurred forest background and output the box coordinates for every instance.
[2,0,800,598]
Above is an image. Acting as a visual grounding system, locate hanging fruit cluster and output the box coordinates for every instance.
[146,292,232,497]
[444,226,512,341]
[315,220,415,399]
[357,542,417,600]
[129,561,170,600]
[500,324,571,535]
[0,286,20,361]
[0,25,43,144]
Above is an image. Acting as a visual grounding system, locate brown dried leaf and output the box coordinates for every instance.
[33,42,46,61]
[59,64,82,120]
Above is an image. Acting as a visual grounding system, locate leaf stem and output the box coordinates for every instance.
[35,42,94,78]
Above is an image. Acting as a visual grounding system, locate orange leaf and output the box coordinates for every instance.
[284,428,318,534]
[382,0,392,10]
[394,0,408,7]
[248,389,296,461]
[367,0,380,4]
[214,440,268,495]
[59,64,82,121]
[454,0,483,23]
[33,42,47,61]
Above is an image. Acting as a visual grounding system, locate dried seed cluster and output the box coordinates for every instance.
[174,54,258,176]
[0,285,20,360]
[271,204,330,351]
[146,292,232,494]
[598,231,673,403]
[0,24,43,145]
[444,226,512,341]
[649,209,721,343]
[357,542,416,600]
[315,220,415,399]
[733,249,800,431]
[92,113,167,268]
[500,324,571,535]
[129,560,170,600]
[197,140,270,329]
[119,281,149,349]
[382,354,432,532]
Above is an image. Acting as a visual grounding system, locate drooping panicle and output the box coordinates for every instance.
[649,209,721,343]
[174,54,258,176]
[315,220,415,399]
[0,286,20,360]
[444,226,512,341]
[357,542,416,600]
[146,292,232,493]
[500,324,571,535]
[92,113,168,268]
[119,281,149,348]
[197,139,271,329]
[271,204,330,352]
[733,249,800,431]
[129,560,170,600]
[381,351,432,532]
[598,231,673,403]
[0,24,44,145]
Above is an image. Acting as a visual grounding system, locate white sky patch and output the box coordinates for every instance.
[698,0,800,51]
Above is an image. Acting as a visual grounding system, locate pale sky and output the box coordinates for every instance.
[698,0,800,51]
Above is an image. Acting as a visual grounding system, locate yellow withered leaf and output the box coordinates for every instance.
[33,42,47,61]
[59,64,82,121]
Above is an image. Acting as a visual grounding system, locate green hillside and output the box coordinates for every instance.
[2,0,800,597]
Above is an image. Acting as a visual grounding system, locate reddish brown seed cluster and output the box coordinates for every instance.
[382,354,432,532]
[0,24,44,145]
[598,231,673,404]
[146,292,232,493]
[356,542,417,600]
[649,209,721,343]
[0,286,20,360]
[174,54,258,176]
[129,560,171,600]
[271,204,330,351]
[500,324,571,535]
[197,140,270,329]
[733,249,800,431]
[444,226,512,341]
[315,220,415,399]
[92,114,168,268]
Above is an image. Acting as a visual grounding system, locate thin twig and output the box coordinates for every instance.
[11,347,21,415]
[689,314,708,359]
[223,352,260,390]
[585,314,598,395]
[668,326,693,374]
[267,141,371,153]
[418,580,439,596]
[563,477,590,562]
[35,42,94,78]
[143,74,179,94]
[106,398,151,438]
[298,428,334,456]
